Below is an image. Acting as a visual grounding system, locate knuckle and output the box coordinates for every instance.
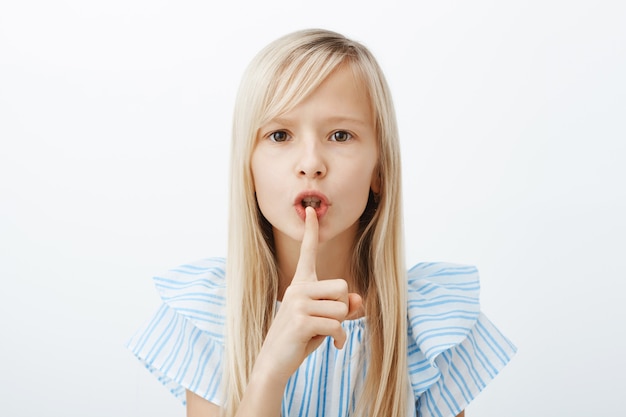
[332,321,343,333]
[285,282,307,296]
[292,298,308,313]
[292,314,307,328]
[337,302,349,317]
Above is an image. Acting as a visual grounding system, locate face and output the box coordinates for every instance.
[251,64,379,246]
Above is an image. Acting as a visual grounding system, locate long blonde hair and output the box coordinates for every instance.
[224,29,408,416]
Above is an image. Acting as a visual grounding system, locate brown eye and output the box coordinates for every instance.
[269,131,289,142]
[331,131,352,142]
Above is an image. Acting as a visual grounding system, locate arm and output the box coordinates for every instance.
[186,390,454,417]
[186,391,220,417]
[233,208,359,416]
[229,208,362,417]
[189,208,359,417]
[457,411,465,417]
[185,365,291,416]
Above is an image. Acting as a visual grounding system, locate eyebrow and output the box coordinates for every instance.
[266,115,372,128]
[325,116,372,127]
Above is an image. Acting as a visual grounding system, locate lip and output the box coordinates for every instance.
[294,190,330,221]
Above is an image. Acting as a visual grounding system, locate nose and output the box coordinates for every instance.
[296,139,327,179]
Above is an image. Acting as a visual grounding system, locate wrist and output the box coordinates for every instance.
[249,351,291,389]
[235,360,288,417]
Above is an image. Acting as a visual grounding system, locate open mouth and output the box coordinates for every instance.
[301,196,322,209]
[294,191,329,220]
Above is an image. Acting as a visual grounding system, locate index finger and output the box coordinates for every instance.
[293,206,318,281]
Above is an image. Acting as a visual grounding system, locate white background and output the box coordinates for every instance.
[1,1,625,416]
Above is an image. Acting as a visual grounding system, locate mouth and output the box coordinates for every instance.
[301,196,322,209]
[294,191,329,220]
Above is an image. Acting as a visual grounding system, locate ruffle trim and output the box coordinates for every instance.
[129,258,516,413]
[405,263,516,416]
[126,258,228,406]
[152,257,227,341]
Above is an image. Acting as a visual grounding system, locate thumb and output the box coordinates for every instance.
[345,293,364,320]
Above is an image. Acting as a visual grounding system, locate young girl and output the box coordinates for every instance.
[127,29,516,417]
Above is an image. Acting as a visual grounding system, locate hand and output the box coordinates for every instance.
[255,207,363,383]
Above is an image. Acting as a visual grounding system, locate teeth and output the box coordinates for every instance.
[302,196,321,208]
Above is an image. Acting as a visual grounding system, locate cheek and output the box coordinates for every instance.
[250,152,267,193]
[354,157,378,190]
[251,148,282,189]
[344,163,377,207]
[251,159,281,213]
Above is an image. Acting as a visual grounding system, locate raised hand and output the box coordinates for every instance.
[254,207,361,383]
[235,207,363,416]
[289,206,351,351]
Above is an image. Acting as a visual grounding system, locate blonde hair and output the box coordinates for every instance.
[224,29,408,416]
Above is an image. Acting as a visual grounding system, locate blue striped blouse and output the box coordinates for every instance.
[127,257,516,416]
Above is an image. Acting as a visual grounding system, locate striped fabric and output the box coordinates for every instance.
[127,258,516,417]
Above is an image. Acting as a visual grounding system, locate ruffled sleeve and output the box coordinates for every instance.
[126,257,227,406]
[406,263,516,417]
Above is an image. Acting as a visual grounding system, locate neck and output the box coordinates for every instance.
[274,225,357,300]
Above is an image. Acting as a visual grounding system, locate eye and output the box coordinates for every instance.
[330,130,352,142]
[268,130,289,142]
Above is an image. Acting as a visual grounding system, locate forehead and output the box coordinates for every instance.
[270,64,375,128]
